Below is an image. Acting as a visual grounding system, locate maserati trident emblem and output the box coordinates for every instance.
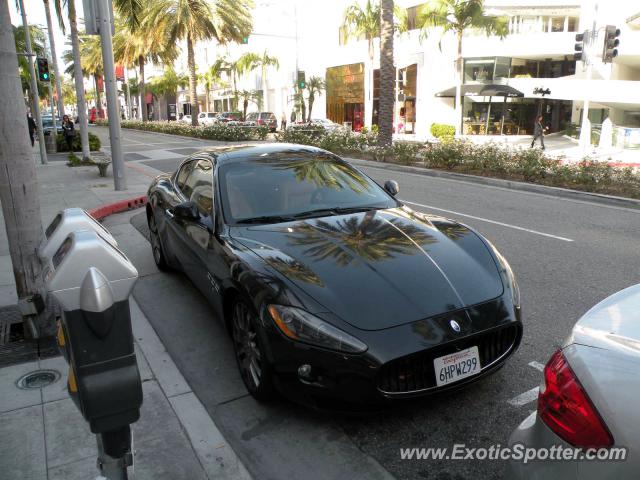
[449,319,461,333]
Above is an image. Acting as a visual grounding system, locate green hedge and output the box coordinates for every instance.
[430,123,455,139]
[56,132,101,152]
[96,119,269,141]
[274,130,640,199]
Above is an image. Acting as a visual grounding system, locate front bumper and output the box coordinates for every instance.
[261,295,522,410]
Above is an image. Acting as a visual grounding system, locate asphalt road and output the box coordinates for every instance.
[105,127,640,479]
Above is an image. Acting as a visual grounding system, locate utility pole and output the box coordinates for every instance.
[18,0,48,164]
[43,0,65,117]
[1,0,47,337]
[579,2,598,153]
[96,0,127,190]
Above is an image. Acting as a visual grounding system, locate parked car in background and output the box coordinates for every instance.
[216,111,242,123]
[507,283,640,479]
[245,112,278,132]
[310,118,349,133]
[41,115,64,136]
[198,112,218,126]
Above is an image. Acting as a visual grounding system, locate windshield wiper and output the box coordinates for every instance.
[290,205,385,219]
[236,215,297,225]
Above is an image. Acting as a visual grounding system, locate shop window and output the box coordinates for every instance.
[464,58,494,83]
[406,3,427,31]
[567,17,578,32]
[551,17,565,32]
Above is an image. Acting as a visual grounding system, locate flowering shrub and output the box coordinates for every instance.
[96,120,268,141]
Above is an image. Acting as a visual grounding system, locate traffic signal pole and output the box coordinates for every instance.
[579,3,598,153]
[96,0,126,190]
[18,0,47,164]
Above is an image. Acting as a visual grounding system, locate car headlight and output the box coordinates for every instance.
[267,305,368,354]
[487,244,520,308]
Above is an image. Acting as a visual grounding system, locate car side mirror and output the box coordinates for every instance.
[174,201,200,220]
[384,180,400,197]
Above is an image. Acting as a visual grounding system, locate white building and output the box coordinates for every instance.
[159,0,640,143]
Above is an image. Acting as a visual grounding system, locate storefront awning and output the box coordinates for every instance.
[435,84,524,98]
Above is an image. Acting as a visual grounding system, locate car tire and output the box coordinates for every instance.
[231,298,275,401]
[148,211,170,271]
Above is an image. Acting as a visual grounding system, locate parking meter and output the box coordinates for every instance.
[45,229,142,437]
[40,208,117,261]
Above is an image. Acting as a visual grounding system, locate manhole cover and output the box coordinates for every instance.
[16,369,61,390]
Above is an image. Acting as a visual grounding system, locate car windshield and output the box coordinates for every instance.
[218,152,397,224]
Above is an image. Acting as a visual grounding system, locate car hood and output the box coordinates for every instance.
[232,207,503,331]
[567,283,640,356]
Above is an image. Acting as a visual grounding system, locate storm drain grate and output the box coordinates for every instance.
[0,305,59,368]
[16,369,61,389]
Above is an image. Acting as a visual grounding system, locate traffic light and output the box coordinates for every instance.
[36,57,50,82]
[602,25,621,63]
[241,35,249,44]
[297,70,306,89]
[574,32,586,62]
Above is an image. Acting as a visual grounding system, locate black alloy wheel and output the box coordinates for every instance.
[148,211,169,271]
[232,299,274,401]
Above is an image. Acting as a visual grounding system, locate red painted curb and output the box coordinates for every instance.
[88,195,148,221]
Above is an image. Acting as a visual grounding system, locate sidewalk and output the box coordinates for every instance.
[0,153,250,479]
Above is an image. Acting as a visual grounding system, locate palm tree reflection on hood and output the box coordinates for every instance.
[431,220,471,242]
[252,152,370,194]
[287,213,437,267]
[263,255,324,287]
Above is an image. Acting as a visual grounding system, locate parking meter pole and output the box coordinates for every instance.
[18,0,48,164]
[96,0,127,190]
[96,427,132,480]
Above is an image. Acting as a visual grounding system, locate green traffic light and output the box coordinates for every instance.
[43,73,49,80]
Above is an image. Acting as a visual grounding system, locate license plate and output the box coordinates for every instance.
[434,346,481,386]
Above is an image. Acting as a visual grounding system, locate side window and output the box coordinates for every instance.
[183,159,214,216]
[175,161,195,195]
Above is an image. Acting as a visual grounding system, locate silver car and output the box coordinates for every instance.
[507,284,640,479]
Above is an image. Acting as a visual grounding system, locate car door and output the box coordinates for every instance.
[164,159,196,270]
[172,157,225,309]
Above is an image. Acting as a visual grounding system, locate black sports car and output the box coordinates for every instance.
[146,143,522,408]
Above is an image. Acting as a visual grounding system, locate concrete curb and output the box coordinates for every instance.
[346,157,640,210]
[88,195,148,221]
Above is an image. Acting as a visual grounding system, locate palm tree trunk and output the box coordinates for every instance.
[204,85,210,112]
[187,35,199,126]
[139,56,147,122]
[0,0,47,335]
[307,93,314,122]
[232,70,238,111]
[261,65,269,112]
[378,0,395,146]
[455,31,463,136]
[68,0,90,160]
[43,0,65,116]
[364,40,374,129]
[94,75,102,117]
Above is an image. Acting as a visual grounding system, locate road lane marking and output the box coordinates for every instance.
[508,387,540,407]
[529,361,545,372]
[402,200,574,242]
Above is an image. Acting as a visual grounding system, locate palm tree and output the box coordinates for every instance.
[416,0,508,135]
[66,0,91,160]
[305,76,325,122]
[147,0,253,126]
[13,25,46,94]
[43,0,65,116]
[149,67,189,98]
[237,89,262,121]
[342,0,380,129]
[112,13,177,122]
[378,0,394,146]
[241,50,280,112]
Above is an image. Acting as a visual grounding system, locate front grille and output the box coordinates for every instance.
[377,324,520,394]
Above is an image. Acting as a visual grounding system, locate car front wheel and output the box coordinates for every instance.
[231,298,275,401]
[148,211,170,271]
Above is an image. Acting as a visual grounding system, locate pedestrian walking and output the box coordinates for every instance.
[62,114,75,152]
[281,113,287,131]
[531,115,546,150]
[27,114,36,147]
